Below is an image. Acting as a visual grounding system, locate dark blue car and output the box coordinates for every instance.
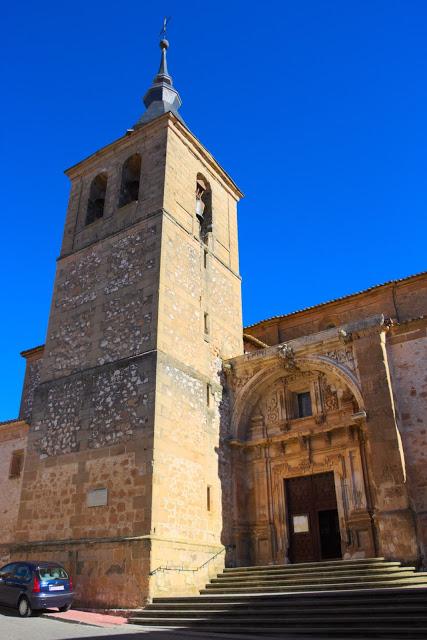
[0,561,74,616]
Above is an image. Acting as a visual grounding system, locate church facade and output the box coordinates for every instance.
[0,38,426,608]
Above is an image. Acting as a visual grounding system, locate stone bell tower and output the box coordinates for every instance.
[15,37,243,607]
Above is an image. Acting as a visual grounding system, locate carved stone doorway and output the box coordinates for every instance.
[285,472,342,563]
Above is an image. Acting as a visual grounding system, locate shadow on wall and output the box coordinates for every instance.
[217,369,238,569]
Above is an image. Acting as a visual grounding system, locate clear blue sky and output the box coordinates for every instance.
[1,1,426,420]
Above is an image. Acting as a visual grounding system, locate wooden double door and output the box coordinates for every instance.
[285,472,342,563]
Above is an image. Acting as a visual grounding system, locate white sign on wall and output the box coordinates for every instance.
[293,514,309,533]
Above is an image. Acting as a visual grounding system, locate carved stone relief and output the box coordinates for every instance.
[261,379,286,427]
[320,373,339,412]
[278,344,298,371]
[229,372,253,391]
[323,348,356,372]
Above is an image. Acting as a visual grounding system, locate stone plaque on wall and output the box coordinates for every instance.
[87,488,108,507]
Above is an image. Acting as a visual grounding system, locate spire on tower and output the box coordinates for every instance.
[135,28,184,128]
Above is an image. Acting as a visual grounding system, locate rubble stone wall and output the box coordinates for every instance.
[17,352,156,543]
[41,219,161,382]
[19,351,43,423]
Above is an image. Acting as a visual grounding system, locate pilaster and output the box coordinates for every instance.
[352,323,418,562]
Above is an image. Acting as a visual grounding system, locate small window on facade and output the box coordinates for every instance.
[195,174,212,244]
[9,450,24,479]
[206,383,211,407]
[207,485,212,511]
[119,154,141,207]
[297,392,312,418]
[86,173,108,225]
[203,249,208,269]
[204,312,209,335]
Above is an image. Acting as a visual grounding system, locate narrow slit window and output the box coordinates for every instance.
[86,173,108,225]
[207,485,212,511]
[204,312,209,335]
[204,249,208,269]
[206,383,211,407]
[9,450,24,479]
[119,153,141,207]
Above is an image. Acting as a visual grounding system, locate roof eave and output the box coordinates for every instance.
[244,270,427,331]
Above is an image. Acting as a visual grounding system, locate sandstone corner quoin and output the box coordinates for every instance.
[0,35,426,609]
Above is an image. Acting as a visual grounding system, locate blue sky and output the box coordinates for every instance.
[1,1,426,420]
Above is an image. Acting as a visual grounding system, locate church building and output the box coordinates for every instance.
[0,36,426,609]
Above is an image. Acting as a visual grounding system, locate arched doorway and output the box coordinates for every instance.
[229,352,376,566]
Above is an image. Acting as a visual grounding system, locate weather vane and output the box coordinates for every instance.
[160,16,172,39]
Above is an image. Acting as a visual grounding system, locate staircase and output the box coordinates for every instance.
[129,558,427,637]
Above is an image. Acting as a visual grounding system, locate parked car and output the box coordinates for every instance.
[0,561,73,617]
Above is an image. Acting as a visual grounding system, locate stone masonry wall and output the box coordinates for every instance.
[148,121,243,597]
[17,352,156,542]
[14,120,171,607]
[8,539,151,608]
[42,220,160,382]
[13,114,243,606]
[388,320,427,565]
[245,273,427,347]
[150,350,228,597]
[61,122,167,257]
[0,422,28,546]
[163,121,240,276]
[19,351,43,423]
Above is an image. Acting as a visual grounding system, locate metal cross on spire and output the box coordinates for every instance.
[160,16,172,39]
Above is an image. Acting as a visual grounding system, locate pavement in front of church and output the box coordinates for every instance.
[0,605,283,640]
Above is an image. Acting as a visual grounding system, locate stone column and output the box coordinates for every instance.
[352,324,418,562]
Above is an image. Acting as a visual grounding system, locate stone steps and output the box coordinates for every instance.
[153,586,427,604]
[128,621,427,638]
[128,559,427,637]
[222,557,390,572]
[135,611,427,621]
[132,616,427,626]
[219,561,402,579]
[210,568,417,585]
[146,602,426,613]
[201,577,427,594]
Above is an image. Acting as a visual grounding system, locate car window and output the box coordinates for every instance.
[38,565,68,580]
[14,564,32,581]
[0,563,17,579]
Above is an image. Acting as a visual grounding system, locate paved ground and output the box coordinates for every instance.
[0,606,265,640]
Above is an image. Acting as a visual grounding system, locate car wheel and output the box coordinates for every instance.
[18,597,32,617]
[59,603,71,612]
